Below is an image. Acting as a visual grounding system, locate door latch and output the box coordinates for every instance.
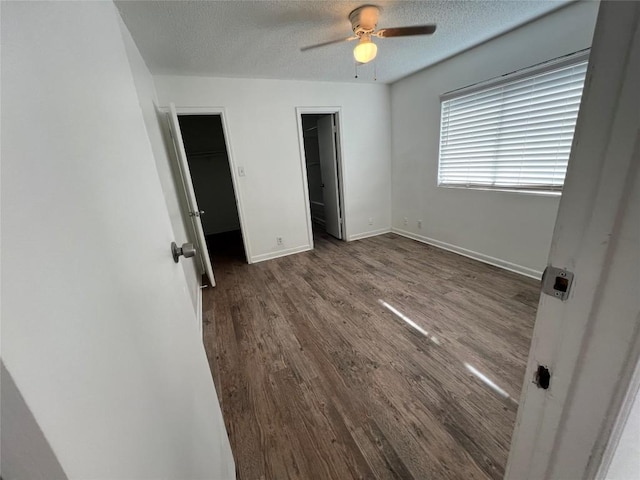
[541,266,574,301]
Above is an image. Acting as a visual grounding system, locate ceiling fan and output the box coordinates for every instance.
[301,5,436,64]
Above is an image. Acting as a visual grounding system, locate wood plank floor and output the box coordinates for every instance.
[203,231,539,480]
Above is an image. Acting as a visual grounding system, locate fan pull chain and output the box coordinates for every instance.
[354,62,359,79]
[374,61,377,82]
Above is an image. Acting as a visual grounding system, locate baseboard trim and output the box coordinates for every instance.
[251,244,313,264]
[348,228,391,241]
[391,228,543,280]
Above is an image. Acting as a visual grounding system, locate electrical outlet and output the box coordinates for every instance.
[368,217,374,225]
[403,217,408,226]
[276,237,283,246]
[418,220,422,229]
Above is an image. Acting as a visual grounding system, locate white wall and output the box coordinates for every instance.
[154,76,392,262]
[1,362,68,480]
[119,16,201,312]
[1,2,233,478]
[390,1,599,278]
[605,380,640,479]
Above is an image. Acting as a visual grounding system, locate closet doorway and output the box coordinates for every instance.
[172,113,248,279]
[299,111,345,241]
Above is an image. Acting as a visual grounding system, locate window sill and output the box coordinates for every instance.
[438,184,562,197]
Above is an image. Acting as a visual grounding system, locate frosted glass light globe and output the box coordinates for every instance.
[353,38,377,64]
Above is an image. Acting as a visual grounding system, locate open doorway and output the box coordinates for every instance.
[177,115,247,268]
[300,112,345,241]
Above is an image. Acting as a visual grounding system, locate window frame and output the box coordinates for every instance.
[437,50,590,196]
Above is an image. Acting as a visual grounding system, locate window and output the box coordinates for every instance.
[438,51,589,194]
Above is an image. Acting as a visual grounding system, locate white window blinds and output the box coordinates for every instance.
[438,53,588,193]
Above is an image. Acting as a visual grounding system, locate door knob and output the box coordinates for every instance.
[171,242,196,263]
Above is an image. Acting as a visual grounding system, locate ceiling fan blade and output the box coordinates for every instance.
[375,25,437,38]
[301,36,358,52]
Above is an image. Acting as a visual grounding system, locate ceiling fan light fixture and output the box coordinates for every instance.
[353,36,377,64]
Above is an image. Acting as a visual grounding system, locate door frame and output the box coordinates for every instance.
[296,107,348,248]
[167,103,216,287]
[165,106,252,265]
[505,2,640,478]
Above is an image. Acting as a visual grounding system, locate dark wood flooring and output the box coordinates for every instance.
[203,232,539,480]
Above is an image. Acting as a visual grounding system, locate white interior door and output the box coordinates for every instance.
[317,115,342,239]
[167,104,216,287]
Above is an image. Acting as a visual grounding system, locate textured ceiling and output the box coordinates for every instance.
[116,0,571,84]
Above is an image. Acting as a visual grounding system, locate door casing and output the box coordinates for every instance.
[165,106,252,266]
[506,3,640,478]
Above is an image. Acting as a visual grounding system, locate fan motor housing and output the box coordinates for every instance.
[349,5,380,37]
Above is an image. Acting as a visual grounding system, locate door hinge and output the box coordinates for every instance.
[541,266,574,301]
